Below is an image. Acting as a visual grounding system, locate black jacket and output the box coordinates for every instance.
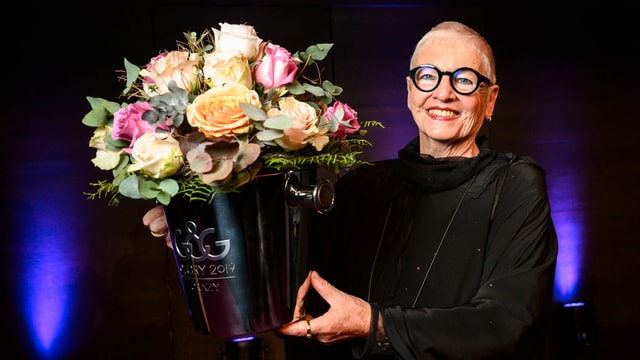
[286,136,558,359]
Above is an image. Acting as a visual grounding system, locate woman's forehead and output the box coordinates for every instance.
[415,36,484,71]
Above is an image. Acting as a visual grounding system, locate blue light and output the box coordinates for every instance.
[563,302,585,308]
[232,335,256,343]
[26,258,70,352]
[552,210,584,303]
[18,199,74,359]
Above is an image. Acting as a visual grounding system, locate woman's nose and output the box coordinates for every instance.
[431,76,457,99]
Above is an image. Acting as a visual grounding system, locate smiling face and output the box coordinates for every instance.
[406,27,499,158]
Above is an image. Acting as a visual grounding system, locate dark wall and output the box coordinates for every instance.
[3,1,638,359]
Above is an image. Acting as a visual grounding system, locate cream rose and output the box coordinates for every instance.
[213,23,262,61]
[186,83,261,138]
[127,132,184,178]
[140,51,199,96]
[89,126,122,170]
[271,97,328,151]
[202,50,252,88]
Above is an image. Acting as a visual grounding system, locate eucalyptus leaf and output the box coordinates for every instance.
[323,80,343,96]
[82,107,108,127]
[123,58,141,96]
[240,102,268,120]
[334,106,345,121]
[287,81,304,95]
[306,43,333,61]
[82,98,121,126]
[264,114,294,130]
[256,129,284,141]
[104,101,123,115]
[302,83,325,97]
[139,178,160,198]
[104,134,129,149]
[156,192,171,205]
[86,96,119,111]
[160,179,179,194]
[329,114,340,132]
[118,175,143,199]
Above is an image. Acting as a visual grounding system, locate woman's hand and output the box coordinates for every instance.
[142,205,172,248]
[277,270,371,344]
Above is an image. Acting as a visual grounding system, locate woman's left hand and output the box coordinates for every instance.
[277,270,371,344]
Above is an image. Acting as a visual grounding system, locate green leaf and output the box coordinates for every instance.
[264,114,293,129]
[86,96,107,109]
[256,129,284,141]
[156,192,171,205]
[104,101,123,115]
[82,107,108,127]
[322,80,343,96]
[306,43,333,61]
[123,58,141,95]
[240,102,268,120]
[287,81,304,95]
[118,175,143,199]
[87,97,122,112]
[159,179,180,196]
[137,178,179,204]
[303,83,325,97]
[139,178,160,198]
[104,134,130,149]
[82,97,123,127]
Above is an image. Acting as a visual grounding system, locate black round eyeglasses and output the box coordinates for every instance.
[408,65,492,95]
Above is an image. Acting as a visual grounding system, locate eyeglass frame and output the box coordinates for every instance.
[408,64,492,95]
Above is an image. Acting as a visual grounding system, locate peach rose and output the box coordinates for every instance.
[270,97,328,150]
[140,51,199,96]
[186,83,261,138]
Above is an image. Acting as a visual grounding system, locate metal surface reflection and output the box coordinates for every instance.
[163,169,330,338]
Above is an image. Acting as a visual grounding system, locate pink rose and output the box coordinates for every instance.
[254,43,299,88]
[324,101,360,140]
[112,102,158,153]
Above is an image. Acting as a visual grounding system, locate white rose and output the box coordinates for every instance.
[202,50,252,88]
[89,126,122,170]
[213,23,263,61]
[128,132,184,178]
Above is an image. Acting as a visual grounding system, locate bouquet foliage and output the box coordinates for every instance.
[83,22,382,205]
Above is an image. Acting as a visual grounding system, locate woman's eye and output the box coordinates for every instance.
[456,77,473,86]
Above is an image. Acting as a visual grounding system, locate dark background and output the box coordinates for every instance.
[3,1,638,359]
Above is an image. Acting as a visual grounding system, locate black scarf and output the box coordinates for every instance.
[398,135,496,192]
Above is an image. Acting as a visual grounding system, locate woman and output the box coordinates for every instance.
[277,21,558,359]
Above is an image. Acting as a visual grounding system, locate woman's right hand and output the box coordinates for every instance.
[142,205,172,248]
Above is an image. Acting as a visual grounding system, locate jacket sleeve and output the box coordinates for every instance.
[380,161,559,359]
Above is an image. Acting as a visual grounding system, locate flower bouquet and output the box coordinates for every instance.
[82,22,383,338]
[83,22,382,207]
